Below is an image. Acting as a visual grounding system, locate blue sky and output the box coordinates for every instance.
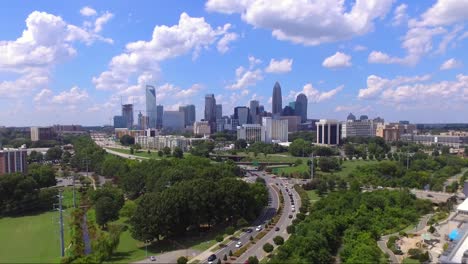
[0,0,467,126]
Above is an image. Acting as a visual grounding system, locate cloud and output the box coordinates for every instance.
[248,56,262,68]
[217,32,239,53]
[353,45,367,51]
[392,4,408,26]
[418,0,468,27]
[440,58,462,70]
[34,86,89,109]
[358,74,431,99]
[206,0,395,46]
[80,6,97,17]
[0,11,112,99]
[227,66,263,90]
[93,12,233,91]
[265,58,293,73]
[289,83,344,103]
[94,12,114,33]
[51,86,89,104]
[322,52,352,68]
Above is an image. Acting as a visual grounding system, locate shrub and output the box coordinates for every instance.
[223,254,227,261]
[225,226,235,235]
[247,256,259,264]
[263,243,274,253]
[286,225,295,234]
[216,235,223,242]
[229,250,233,256]
[177,256,188,264]
[273,236,284,245]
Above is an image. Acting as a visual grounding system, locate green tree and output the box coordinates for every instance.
[247,256,259,264]
[263,243,274,253]
[177,256,188,264]
[120,135,135,146]
[45,146,63,161]
[95,196,119,227]
[273,236,284,245]
[158,150,163,157]
[289,139,312,157]
[216,235,223,242]
[173,147,183,159]
[225,226,235,235]
[28,164,56,188]
[223,254,227,261]
[234,139,247,149]
[163,147,171,156]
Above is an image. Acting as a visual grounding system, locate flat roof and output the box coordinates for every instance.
[458,199,468,212]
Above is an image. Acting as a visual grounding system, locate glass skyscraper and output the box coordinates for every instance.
[272,82,282,115]
[146,85,157,128]
[295,93,308,123]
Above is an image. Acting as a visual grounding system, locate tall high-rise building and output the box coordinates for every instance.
[163,111,185,131]
[216,104,223,119]
[178,105,196,127]
[156,105,164,129]
[146,85,157,128]
[137,111,149,130]
[204,94,217,132]
[295,93,308,123]
[272,81,282,115]
[263,117,288,143]
[234,106,250,125]
[122,104,134,129]
[249,100,259,124]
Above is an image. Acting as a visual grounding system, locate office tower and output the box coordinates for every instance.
[234,106,250,125]
[163,111,185,131]
[316,119,341,145]
[272,81,282,115]
[194,121,211,136]
[216,104,222,119]
[279,116,301,132]
[137,112,143,129]
[237,124,265,142]
[137,112,149,130]
[146,85,157,128]
[347,113,356,121]
[186,105,196,126]
[249,100,259,124]
[342,115,376,138]
[204,94,217,132]
[263,117,288,143]
[122,104,134,129]
[282,106,294,116]
[0,148,28,174]
[258,105,265,114]
[295,93,308,123]
[113,116,126,128]
[156,105,164,129]
[288,102,296,110]
[30,127,55,141]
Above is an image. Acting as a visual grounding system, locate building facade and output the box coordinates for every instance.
[136,135,188,151]
[113,116,126,128]
[30,126,55,141]
[122,104,134,129]
[193,121,211,136]
[156,105,164,129]
[146,85,157,128]
[376,123,417,142]
[295,93,308,123]
[401,134,468,148]
[0,148,28,175]
[263,117,288,143]
[249,100,259,124]
[316,119,341,145]
[341,114,382,138]
[279,116,301,133]
[216,104,222,120]
[237,124,265,143]
[234,107,250,125]
[204,94,217,133]
[272,82,283,115]
[163,111,185,131]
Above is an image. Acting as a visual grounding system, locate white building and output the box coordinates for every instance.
[193,121,211,136]
[316,119,341,146]
[237,124,265,143]
[135,135,188,151]
[262,117,288,143]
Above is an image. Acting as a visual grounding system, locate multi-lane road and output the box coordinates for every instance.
[197,170,301,264]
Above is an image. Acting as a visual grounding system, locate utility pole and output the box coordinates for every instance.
[57,190,65,257]
[310,153,314,180]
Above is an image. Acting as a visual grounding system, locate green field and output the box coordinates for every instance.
[106,147,160,159]
[0,188,77,263]
[306,190,320,204]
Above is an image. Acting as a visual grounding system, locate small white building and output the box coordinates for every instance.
[458,199,468,215]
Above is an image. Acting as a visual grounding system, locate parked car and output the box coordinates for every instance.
[288,215,293,219]
[246,228,253,233]
[275,227,280,231]
[236,241,242,248]
[208,254,217,263]
[256,225,262,231]
[149,256,156,261]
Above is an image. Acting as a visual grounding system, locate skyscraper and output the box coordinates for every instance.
[156,105,164,129]
[234,106,250,125]
[249,100,259,124]
[272,82,282,116]
[122,104,134,129]
[146,85,157,128]
[179,105,196,127]
[295,93,308,123]
[216,104,223,119]
[204,94,216,132]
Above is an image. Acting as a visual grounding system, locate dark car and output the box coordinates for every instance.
[288,214,293,219]
[208,254,217,262]
[245,228,253,233]
[275,227,280,231]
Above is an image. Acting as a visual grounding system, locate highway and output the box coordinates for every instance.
[196,170,301,264]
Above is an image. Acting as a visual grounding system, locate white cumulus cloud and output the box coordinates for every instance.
[265,58,293,73]
[322,52,352,68]
[440,58,462,70]
[80,6,97,17]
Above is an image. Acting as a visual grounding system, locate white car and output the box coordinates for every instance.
[255,225,262,231]
[149,256,156,261]
[292,208,295,212]
[236,241,242,248]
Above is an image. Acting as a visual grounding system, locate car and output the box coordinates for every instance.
[236,241,242,248]
[292,208,295,212]
[255,225,262,231]
[288,214,293,219]
[427,194,434,197]
[149,256,156,261]
[208,254,217,262]
[275,227,280,231]
[246,228,253,233]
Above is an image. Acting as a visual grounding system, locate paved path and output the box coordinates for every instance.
[135,249,200,263]
[377,214,433,264]
[103,147,149,160]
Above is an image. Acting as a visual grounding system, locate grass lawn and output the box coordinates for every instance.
[321,159,379,179]
[0,188,76,263]
[402,257,420,264]
[106,147,161,159]
[306,190,321,204]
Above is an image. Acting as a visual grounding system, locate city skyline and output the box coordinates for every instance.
[0,0,468,126]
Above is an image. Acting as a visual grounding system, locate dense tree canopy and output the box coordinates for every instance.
[45,146,63,161]
[28,163,56,188]
[119,135,135,146]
